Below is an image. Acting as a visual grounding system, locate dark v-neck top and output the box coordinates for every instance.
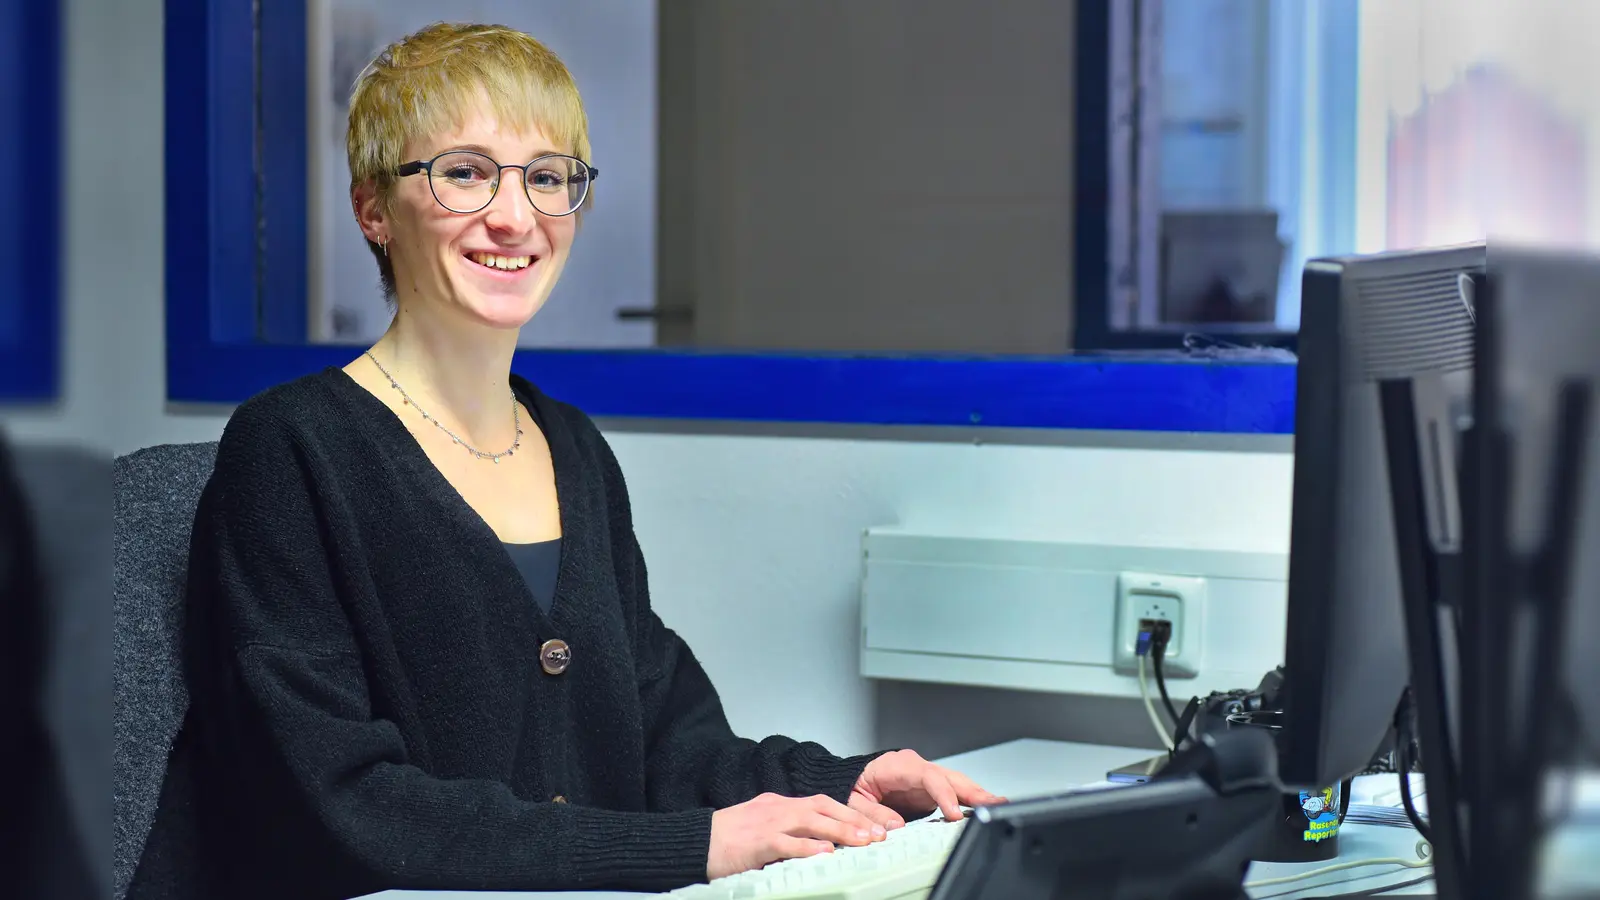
[162,368,882,900]
[502,402,563,613]
[504,539,561,613]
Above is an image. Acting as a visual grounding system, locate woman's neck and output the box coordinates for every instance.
[368,305,521,446]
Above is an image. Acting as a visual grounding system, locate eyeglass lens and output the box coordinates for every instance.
[427,151,591,215]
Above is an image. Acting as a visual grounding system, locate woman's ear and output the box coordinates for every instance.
[352,180,387,245]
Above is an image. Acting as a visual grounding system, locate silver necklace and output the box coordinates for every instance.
[363,350,523,463]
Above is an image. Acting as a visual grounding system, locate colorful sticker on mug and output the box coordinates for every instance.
[1299,784,1343,842]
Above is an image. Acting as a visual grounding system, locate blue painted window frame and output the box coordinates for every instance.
[1074,0,1360,351]
[0,0,61,402]
[164,0,1296,434]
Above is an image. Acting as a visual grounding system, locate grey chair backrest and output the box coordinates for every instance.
[113,441,217,900]
[3,437,112,898]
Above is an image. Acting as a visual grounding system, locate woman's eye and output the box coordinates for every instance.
[444,167,485,182]
[529,169,564,190]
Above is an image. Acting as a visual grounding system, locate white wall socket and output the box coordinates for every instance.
[1111,571,1207,678]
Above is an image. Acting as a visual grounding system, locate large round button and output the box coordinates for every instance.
[540,638,571,675]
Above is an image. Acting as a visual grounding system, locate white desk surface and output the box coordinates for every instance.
[355,739,1600,900]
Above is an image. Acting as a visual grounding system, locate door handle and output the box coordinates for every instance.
[615,306,694,323]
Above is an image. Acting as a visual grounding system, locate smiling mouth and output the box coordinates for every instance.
[466,251,535,272]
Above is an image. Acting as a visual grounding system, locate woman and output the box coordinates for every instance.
[181,21,1001,899]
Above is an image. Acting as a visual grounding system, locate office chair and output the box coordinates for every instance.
[0,433,53,896]
[2,432,115,898]
[113,441,217,900]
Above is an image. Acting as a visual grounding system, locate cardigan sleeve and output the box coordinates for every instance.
[589,428,886,812]
[185,410,715,893]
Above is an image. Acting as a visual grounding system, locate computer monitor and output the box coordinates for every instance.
[929,246,1491,897]
[1280,242,1485,793]
[1107,244,1484,797]
[1370,249,1486,900]
[1479,244,1600,759]
[1444,244,1600,900]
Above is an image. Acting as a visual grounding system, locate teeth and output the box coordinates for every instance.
[468,252,532,271]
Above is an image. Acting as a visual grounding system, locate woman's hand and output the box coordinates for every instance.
[848,749,1007,826]
[706,792,886,880]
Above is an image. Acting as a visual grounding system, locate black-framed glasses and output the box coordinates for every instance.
[396,150,598,217]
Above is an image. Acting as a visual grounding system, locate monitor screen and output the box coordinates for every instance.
[1280,242,1485,791]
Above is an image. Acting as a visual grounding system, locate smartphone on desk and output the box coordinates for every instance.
[1105,755,1169,784]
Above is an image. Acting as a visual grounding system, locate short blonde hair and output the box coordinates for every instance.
[346,22,593,297]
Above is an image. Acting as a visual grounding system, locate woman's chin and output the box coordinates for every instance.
[450,284,549,331]
[471,298,546,332]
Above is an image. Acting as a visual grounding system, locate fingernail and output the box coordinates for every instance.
[872,825,886,836]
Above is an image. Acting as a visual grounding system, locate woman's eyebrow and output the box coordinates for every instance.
[437,142,496,157]
[433,143,563,160]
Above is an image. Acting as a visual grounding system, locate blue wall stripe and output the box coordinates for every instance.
[167,343,1297,434]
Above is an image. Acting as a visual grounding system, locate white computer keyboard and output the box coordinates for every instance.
[659,815,969,900]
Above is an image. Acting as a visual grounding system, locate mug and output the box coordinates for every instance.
[1226,709,1354,863]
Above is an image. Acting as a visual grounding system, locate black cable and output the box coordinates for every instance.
[1397,739,1431,842]
[1393,689,1432,842]
[1150,632,1183,727]
[1543,688,1599,830]
[1556,687,1600,767]
[1171,696,1202,752]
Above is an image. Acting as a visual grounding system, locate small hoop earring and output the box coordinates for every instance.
[380,237,389,257]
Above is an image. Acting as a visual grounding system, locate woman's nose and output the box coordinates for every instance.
[484,170,537,232]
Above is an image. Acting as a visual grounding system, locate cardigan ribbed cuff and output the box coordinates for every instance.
[786,749,893,804]
[559,806,715,891]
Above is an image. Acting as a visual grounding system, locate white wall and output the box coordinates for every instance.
[10,0,1298,764]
